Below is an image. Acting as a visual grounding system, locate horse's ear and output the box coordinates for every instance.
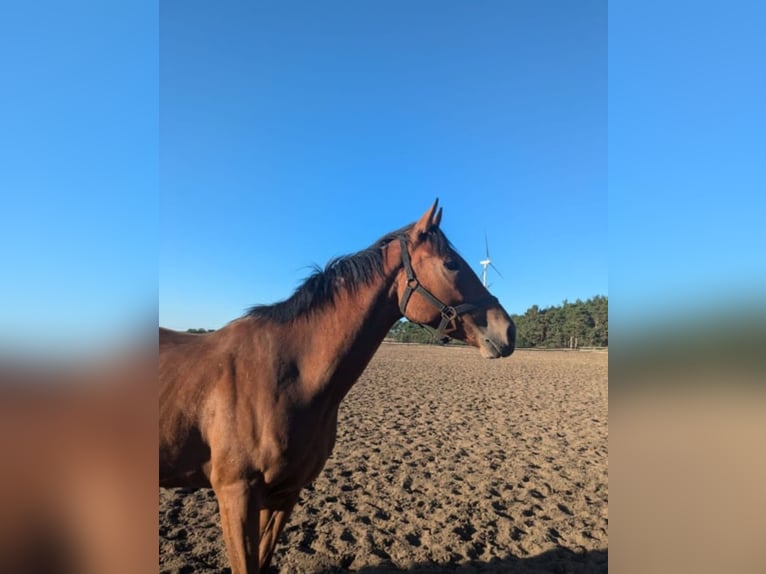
[412,198,440,238]
[433,207,443,228]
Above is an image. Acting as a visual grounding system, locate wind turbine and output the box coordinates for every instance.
[479,232,503,287]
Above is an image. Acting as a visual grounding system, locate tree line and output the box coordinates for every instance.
[385,295,608,348]
[512,295,607,348]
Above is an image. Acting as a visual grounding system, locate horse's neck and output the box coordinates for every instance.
[299,277,401,407]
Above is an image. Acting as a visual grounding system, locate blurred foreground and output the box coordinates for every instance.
[611,307,766,574]
[0,339,157,574]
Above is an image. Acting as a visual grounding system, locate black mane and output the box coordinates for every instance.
[246,223,454,323]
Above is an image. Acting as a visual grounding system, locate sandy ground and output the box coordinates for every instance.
[159,344,608,573]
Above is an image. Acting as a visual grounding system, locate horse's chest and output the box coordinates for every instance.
[263,409,338,490]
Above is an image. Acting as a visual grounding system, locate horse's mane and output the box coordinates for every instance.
[246,223,454,324]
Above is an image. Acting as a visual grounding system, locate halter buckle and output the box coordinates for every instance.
[440,306,458,322]
[407,277,419,289]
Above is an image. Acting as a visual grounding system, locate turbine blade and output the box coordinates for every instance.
[484,232,490,259]
[490,262,504,279]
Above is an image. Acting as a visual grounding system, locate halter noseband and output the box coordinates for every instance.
[398,237,497,340]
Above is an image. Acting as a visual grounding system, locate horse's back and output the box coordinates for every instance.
[160,327,207,347]
[159,327,211,398]
[159,328,216,486]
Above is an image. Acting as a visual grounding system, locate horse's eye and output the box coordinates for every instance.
[444,259,459,271]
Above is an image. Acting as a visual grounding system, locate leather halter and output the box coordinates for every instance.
[398,237,497,340]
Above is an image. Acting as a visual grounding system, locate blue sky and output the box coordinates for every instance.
[609,1,765,330]
[1,2,157,353]
[160,1,607,330]
[3,1,762,352]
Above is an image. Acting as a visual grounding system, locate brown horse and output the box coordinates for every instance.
[159,200,515,573]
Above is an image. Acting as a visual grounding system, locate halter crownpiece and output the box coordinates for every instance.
[398,237,497,340]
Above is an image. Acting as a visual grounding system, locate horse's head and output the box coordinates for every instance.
[395,200,516,359]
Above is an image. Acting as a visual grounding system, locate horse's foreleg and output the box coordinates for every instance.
[213,480,261,574]
[258,494,299,571]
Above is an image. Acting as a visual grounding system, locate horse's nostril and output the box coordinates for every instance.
[487,337,514,358]
[485,338,502,357]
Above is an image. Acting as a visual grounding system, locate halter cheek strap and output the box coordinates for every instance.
[398,238,496,339]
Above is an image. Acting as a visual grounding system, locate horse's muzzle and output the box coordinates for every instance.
[482,321,515,358]
[484,338,514,358]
